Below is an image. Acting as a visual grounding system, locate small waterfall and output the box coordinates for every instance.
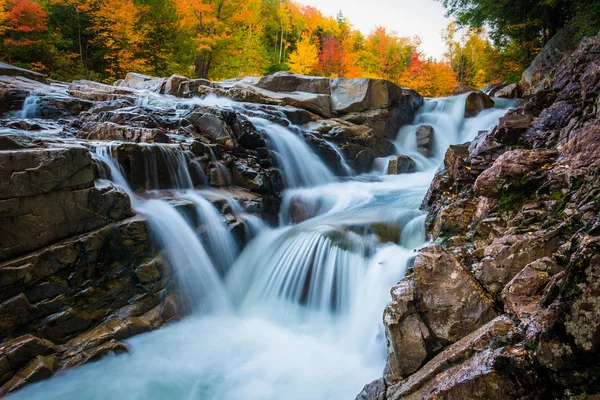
[21,93,41,119]
[324,139,354,176]
[94,145,229,313]
[248,116,335,188]
[181,192,240,276]
[94,143,206,191]
[136,199,231,313]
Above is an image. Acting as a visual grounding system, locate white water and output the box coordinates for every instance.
[11,94,515,400]
[20,92,41,119]
[248,116,335,188]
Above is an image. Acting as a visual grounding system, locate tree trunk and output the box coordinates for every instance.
[195,54,212,79]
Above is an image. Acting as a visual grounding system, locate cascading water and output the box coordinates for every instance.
[12,94,516,400]
[248,116,335,188]
[20,92,41,119]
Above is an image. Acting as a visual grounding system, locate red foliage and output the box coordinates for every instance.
[317,36,346,76]
[6,0,47,33]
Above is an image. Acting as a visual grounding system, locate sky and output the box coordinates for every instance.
[295,0,453,60]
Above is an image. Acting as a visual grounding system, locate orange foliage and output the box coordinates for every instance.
[399,54,458,97]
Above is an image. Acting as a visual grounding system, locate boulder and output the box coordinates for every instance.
[114,72,165,92]
[331,78,420,114]
[188,113,234,144]
[452,84,476,95]
[304,119,394,172]
[0,355,57,395]
[493,113,533,145]
[340,106,414,140]
[256,72,330,94]
[162,74,212,97]
[387,155,416,175]
[416,125,434,157]
[412,246,498,344]
[501,257,562,316]
[0,62,49,84]
[384,279,431,377]
[464,91,494,118]
[494,83,521,98]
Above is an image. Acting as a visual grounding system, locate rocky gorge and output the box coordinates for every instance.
[0,29,598,400]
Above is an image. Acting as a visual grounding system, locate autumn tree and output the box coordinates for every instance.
[358,27,417,82]
[317,35,346,76]
[287,32,318,75]
[1,0,48,64]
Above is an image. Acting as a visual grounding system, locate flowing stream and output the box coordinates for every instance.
[10,93,515,400]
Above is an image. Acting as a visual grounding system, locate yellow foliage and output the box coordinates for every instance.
[288,33,319,75]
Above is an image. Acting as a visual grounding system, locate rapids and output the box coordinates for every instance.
[9,93,516,400]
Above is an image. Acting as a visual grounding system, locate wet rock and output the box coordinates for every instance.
[386,316,519,400]
[384,247,498,379]
[474,231,560,299]
[412,246,498,344]
[304,119,394,172]
[452,84,477,95]
[188,113,233,145]
[558,122,600,170]
[473,149,558,198]
[464,91,494,118]
[0,181,133,262]
[494,113,533,145]
[494,83,521,98]
[0,355,57,395]
[416,125,434,157]
[355,378,386,400]
[0,62,49,84]
[256,72,330,94]
[384,279,431,377]
[69,80,137,102]
[501,257,563,316]
[428,197,477,239]
[387,155,416,175]
[340,106,415,140]
[81,122,169,143]
[0,146,94,199]
[1,335,59,370]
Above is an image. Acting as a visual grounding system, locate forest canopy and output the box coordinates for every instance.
[1,0,596,96]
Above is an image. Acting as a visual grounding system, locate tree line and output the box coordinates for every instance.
[1,0,597,97]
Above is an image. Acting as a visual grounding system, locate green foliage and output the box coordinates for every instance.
[438,0,600,76]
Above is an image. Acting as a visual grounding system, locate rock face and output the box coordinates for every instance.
[359,31,600,400]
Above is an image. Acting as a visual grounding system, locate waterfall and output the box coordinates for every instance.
[181,192,240,276]
[93,145,229,314]
[93,143,206,191]
[248,116,335,188]
[21,92,41,119]
[12,93,517,400]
